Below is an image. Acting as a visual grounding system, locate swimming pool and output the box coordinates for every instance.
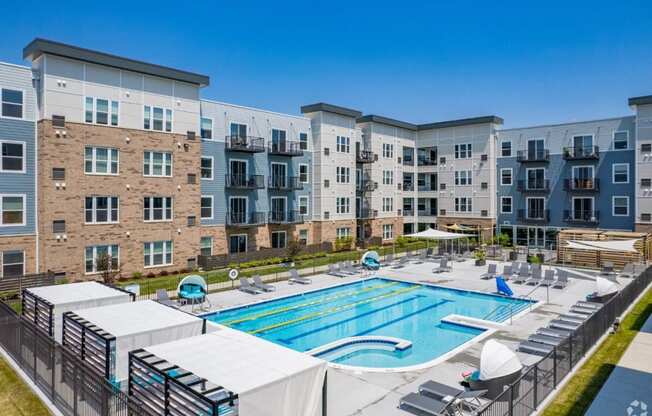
[205,278,534,369]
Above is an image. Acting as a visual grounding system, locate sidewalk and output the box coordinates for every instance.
[585,315,652,416]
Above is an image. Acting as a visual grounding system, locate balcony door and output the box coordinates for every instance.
[527,138,545,159]
[527,168,545,189]
[527,197,545,219]
[230,160,247,186]
[230,123,247,147]
[229,197,247,223]
[271,163,287,188]
[528,227,545,247]
[573,135,593,155]
[573,166,594,189]
[271,197,286,222]
[572,197,594,220]
[272,129,287,152]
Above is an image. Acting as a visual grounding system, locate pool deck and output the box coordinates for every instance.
[185,259,624,416]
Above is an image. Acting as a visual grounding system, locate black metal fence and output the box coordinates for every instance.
[477,265,652,416]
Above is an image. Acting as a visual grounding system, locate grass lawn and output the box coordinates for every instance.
[0,357,51,416]
[542,285,652,416]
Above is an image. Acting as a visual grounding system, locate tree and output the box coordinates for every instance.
[95,252,120,284]
[285,239,303,262]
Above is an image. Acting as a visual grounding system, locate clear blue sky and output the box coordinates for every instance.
[1,0,651,128]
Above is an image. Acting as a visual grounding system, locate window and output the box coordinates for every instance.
[201,118,213,139]
[85,97,118,126]
[1,141,25,172]
[230,123,247,138]
[527,198,546,219]
[229,234,247,254]
[454,197,472,213]
[85,245,119,274]
[454,170,473,186]
[336,197,350,214]
[336,227,351,239]
[144,241,173,267]
[299,229,308,244]
[614,131,629,150]
[271,231,287,249]
[299,164,309,183]
[527,168,546,189]
[144,106,172,132]
[383,224,394,240]
[1,250,24,278]
[201,157,213,180]
[0,195,24,226]
[336,167,350,183]
[501,197,512,214]
[85,147,119,175]
[500,168,512,186]
[200,237,213,256]
[382,197,394,212]
[613,196,629,216]
[501,141,512,157]
[299,196,309,215]
[1,89,23,118]
[382,143,394,158]
[383,170,394,185]
[336,136,350,153]
[143,197,173,221]
[454,143,472,159]
[299,132,308,150]
[85,196,119,224]
[143,151,172,177]
[612,163,630,184]
[201,196,213,219]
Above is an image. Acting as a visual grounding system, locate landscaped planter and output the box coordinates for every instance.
[475,259,486,266]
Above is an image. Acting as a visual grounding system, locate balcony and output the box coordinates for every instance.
[268,210,305,224]
[357,180,378,192]
[516,179,550,193]
[403,183,414,191]
[418,185,438,192]
[403,209,414,216]
[226,211,266,227]
[357,209,378,219]
[564,210,600,224]
[417,157,437,166]
[225,135,266,153]
[225,174,265,190]
[356,150,376,164]
[563,146,599,161]
[268,176,303,191]
[564,178,600,192]
[516,150,550,163]
[418,210,437,217]
[517,209,550,224]
[403,158,415,166]
[268,141,304,157]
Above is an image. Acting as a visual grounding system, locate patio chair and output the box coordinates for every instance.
[528,333,564,347]
[418,380,486,411]
[569,306,594,316]
[155,289,178,308]
[392,256,410,269]
[512,263,530,284]
[552,270,569,289]
[412,250,428,264]
[501,264,513,280]
[536,327,571,339]
[576,300,602,310]
[252,275,275,292]
[549,319,581,331]
[539,269,556,287]
[399,393,457,416]
[525,267,543,285]
[433,258,452,273]
[518,340,554,356]
[380,253,394,267]
[239,277,261,294]
[289,269,312,285]
[343,260,360,274]
[558,314,588,324]
[602,261,614,274]
[480,264,497,280]
[337,261,355,275]
[327,263,347,277]
[618,263,636,279]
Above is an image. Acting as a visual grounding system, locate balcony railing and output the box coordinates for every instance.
[225,174,265,190]
[225,135,266,153]
[516,179,550,193]
[268,176,303,191]
[403,209,414,216]
[403,183,414,191]
[516,149,550,163]
[268,210,305,224]
[418,185,438,192]
[403,158,415,166]
[563,146,600,160]
[357,180,377,192]
[564,210,600,224]
[268,141,304,157]
[417,157,437,166]
[417,210,437,216]
[357,209,378,219]
[226,211,266,226]
[356,150,376,164]
[517,209,550,223]
[564,178,600,192]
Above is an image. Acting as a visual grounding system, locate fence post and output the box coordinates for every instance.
[569,333,574,368]
[553,348,557,387]
[73,363,78,416]
[533,364,538,409]
[508,385,514,416]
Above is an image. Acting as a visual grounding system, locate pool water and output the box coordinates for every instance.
[205,278,533,368]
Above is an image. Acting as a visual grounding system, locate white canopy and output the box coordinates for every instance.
[405,228,468,240]
[145,327,327,416]
[564,239,640,253]
[479,340,522,380]
[71,300,210,381]
[596,277,620,296]
[26,282,132,342]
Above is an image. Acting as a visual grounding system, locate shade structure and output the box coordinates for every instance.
[22,281,133,342]
[405,228,468,240]
[565,239,640,253]
[479,340,522,380]
[62,300,211,383]
[596,277,620,296]
[141,327,327,416]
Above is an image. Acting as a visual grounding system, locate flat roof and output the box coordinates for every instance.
[27,281,130,305]
[300,102,362,118]
[628,95,652,106]
[356,114,418,131]
[418,115,504,130]
[23,38,209,86]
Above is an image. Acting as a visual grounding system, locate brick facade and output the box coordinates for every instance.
[0,235,37,275]
[369,216,404,241]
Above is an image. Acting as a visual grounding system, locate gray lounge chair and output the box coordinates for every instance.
[512,263,530,284]
[433,258,452,273]
[528,334,563,346]
[570,306,594,316]
[549,319,581,331]
[536,327,571,338]
[380,253,394,267]
[327,263,347,277]
[480,264,497,280]
[502,265,513,280]
[399,393,456,416]
[525,267,543,285]
[252,275,275,292]
[289,269,311,285]
[618,263,636,278]
[518,340,554,356]
[576,301,602,310]
[602,261,614,274]
[559,314,588,324]
[552,270,569,289]
[419,380,486,410]
[239,277,261,294]
[156,289,178,308]
[391,256,410,269]
[412,251,428,264]
[540,269,556,286]
[339,261,357,275]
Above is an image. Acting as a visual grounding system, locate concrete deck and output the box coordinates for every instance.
[185,259,628,416]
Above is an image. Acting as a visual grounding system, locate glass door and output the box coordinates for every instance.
[272,129,287,153]
[527,139,545,160]
[528,227,544,247]
[229,160,247,187]
[527,168,545,190]
[271,197,286,222]
[573,198,593,220]
[271,163,287,188]
[573,166,594,189]
[229,197,247,224]
[527,198,544,219]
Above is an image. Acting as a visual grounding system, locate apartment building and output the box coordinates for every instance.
[0,62,37,278]
[630,95,652,232]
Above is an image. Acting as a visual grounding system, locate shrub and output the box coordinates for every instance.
[131,271,143,280]
[159,270,169,276]
[146,272,156,278]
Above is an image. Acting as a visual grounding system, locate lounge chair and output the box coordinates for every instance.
[540,269,556,286]
[327,263,347,278]
[512,263,530,284]
[525,267,543,285]
[433,258,452,273]
[618,263,636,278]
[569,306,594,316]
[412,251,428,264]
[502,265,513,280]
[288,269,311,285]
[252,275,275,292]
[576,301,602,310]
[602,261,614,274]
[239,277,261,294]
[339,261,357,275]
[536,327,571,338]
[558,314,588,324]
[391,256,410,269]
[552,270,569,289]
[528,334,563,347]
[549,319,581,331]
[155,289,178,308]
[518,340,554,356]
[418,380,486,411]
[380,253,394,267]
[399,393,457,416]
[480,264,497,280]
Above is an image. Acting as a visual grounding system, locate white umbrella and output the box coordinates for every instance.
[479,340,522,380]
[595,277,620,296]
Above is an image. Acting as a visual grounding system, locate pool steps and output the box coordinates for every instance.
[307,336,412,357]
